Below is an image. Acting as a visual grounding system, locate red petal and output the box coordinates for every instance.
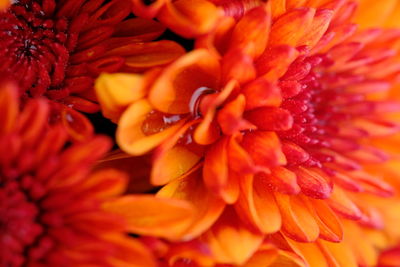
[245,107,293,131]
[294,167,332,199]
[242,77,282,110]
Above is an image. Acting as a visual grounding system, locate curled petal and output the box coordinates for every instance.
[194,80,236,145]
[117,99,186,155]
[96,73,146,121]
[149,49,220,114]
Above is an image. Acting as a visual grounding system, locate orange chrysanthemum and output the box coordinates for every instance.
[0,0,185,140]
[96,0,400,266]
[0,81,203,267]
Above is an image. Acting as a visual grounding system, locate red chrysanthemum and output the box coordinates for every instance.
[0,0,185,140]
[0,82,159,266]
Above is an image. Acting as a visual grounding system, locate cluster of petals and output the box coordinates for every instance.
[97,0,400,266]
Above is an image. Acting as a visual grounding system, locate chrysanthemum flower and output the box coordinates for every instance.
[0,82,200,266]
[96,0,400,265]
[0,0,185,140]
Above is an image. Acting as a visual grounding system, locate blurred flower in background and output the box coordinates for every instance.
[0,0,185,140]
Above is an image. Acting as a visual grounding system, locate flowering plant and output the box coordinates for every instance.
[2,0,400,266]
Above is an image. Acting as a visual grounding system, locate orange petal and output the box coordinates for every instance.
[151,120,201,186]
[0,82,19,135]
[244,107,293,131]
[106,235,157,267]
[203,137,230,199]
[117,99,186,155]
[267,167,300,195]
[236,173,282,233]
[157,168,225,238]
[243,248,278,267]
[274,193,320,242]
[94,153,155,194]
[306,199,343,242]
[228,4,271,59]
[80,169,128,200]
[103,195,195,240]
[241,131,286,169]
[105,40,186,72]
[270,0,286,19]
[256,45,299,80]
[294,167,332,199]
[325,186,362,220]
[227,135,256,174]
[354,0,397,28]
[201,207,263,265]
[318,239,358,267]
[149,49,220,114]
[217,94,254,135]
[95,73,146,121]
[268,7,315,47]
[0,0,10,10]
[158,0,222,38]
[287,240,329,267]
[241,77,282,110]
[297,9,333,48]
[222,48,256,85]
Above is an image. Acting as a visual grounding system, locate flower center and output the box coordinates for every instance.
[0,0,74,98]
